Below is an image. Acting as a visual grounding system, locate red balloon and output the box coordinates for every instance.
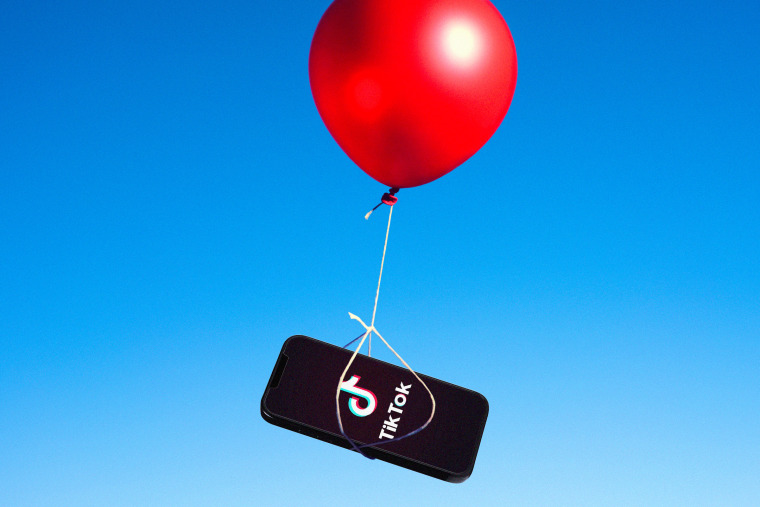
[309,0,517,189]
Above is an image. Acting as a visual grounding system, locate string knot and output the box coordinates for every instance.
[365,187,400,220]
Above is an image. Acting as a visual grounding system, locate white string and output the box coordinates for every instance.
[350,313,437,434]
[369,203,393,356]
[335,205,436,456]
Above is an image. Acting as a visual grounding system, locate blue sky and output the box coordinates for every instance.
[2,0,758,505]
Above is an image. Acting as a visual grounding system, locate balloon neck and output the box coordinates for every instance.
[365,188,400,220]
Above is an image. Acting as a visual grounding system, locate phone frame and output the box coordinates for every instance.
[261,335,488,482]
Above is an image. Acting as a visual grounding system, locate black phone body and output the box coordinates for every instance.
[261,335,489,483]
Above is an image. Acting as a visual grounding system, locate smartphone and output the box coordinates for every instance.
[261,335,489,483]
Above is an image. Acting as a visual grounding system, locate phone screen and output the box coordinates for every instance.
[261,335,488,482]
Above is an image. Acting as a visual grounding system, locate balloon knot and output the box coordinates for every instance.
[382,188,400,205]
[365,188,400,219]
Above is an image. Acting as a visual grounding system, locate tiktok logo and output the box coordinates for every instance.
[339,375,377,417]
